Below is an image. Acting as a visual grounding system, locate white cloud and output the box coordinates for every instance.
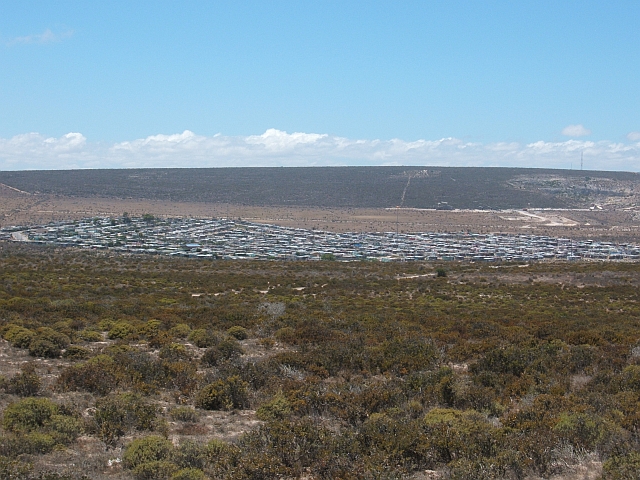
[627,132,640,142]
[7,29,73,46]
[561,124,592,137]
[1,129,639,171]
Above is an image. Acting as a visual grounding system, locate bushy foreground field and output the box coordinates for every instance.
[0,243,639,479]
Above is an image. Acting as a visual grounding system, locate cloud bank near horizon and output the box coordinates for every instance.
[1,129,639,172]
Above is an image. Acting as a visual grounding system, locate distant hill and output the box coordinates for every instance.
[0,167,637,209]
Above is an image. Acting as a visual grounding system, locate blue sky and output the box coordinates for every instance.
[1,1,639,170]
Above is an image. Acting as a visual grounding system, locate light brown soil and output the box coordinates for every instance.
[2,188,640,242]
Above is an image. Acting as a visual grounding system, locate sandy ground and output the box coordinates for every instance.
[2,186,640,241]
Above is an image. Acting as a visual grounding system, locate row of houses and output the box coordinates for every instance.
[2,215,639,262]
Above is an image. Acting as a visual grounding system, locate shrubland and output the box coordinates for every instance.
[0,242,639,478]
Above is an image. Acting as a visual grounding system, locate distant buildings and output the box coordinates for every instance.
[2,216,639,262]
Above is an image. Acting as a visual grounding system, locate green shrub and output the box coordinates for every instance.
[2,325,35,348]
[169,407,198,423]
[57,354,117,395]
[139,320,162,338]
[603,453,640,479]
[108,322,136,340]
[201,339,243,367]
[123,435,173,470]
[97,318,115,331]
[77,329,102,342]
[62,345,91,360]
[163,360,200,397]
[195,376,249,411]
[256,393,291,421]
[159,343,191,362]
[28,338,61,358]
[1,398,80,451]
[3,398,59,433]
[187,329,216,348]
[206,438,230,457]
[149,331,173,349]
[95,393,157,444]
[7,364,41,396]
[13,432,57,454]
[35,327,71,349]
[170,324,191,339]
[171,468,205,480]
[447,457,509,480]
[48,414,83,444]
[421,408,499,463]
[52,319,76,339]
[133,461,178,480]
[554,412,627,455]
[227,326,248,340]
[7,327,36,348]
[620,365,640,392]
[172,441,207,469]
[274,327,295,344]
[0,455,32,478]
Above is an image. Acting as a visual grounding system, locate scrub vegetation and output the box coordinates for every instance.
[0,242,639,479]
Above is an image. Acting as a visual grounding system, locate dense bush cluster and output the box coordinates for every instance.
[0,397,82,456]
[1,244,640,478]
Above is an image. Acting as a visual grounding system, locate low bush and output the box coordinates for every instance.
[195,376,249,411]
[77,329,102,342]
[201,339,243,367]
[227,326,248,340]
[187,329,217,348]
[123,435,174,473]
[132,460,178,480]
[256,393,291,421]
[6,363,41,396]
[169,407,198,423]
[47,414,83,444]
[10,432,57,454]
[108,321,136,340]
[139,319,162,338]
[170,468,205,480]
[3,398,59,433]
[2,325,35,348]
[170,324,191,339]
[28,338,61,358]
[94,393,157,444]
[1,398,82,452]
[35,327,71,349]
[159,343,191,362]
[172,440,207,470]
[274,327,295,344]
[0,455,32,478]
[602,452,640,479]
[57,354,118,395]
[62,345,92,360]
[421,408,500,464]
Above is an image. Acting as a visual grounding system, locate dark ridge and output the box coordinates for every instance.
[0,167,637,209]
